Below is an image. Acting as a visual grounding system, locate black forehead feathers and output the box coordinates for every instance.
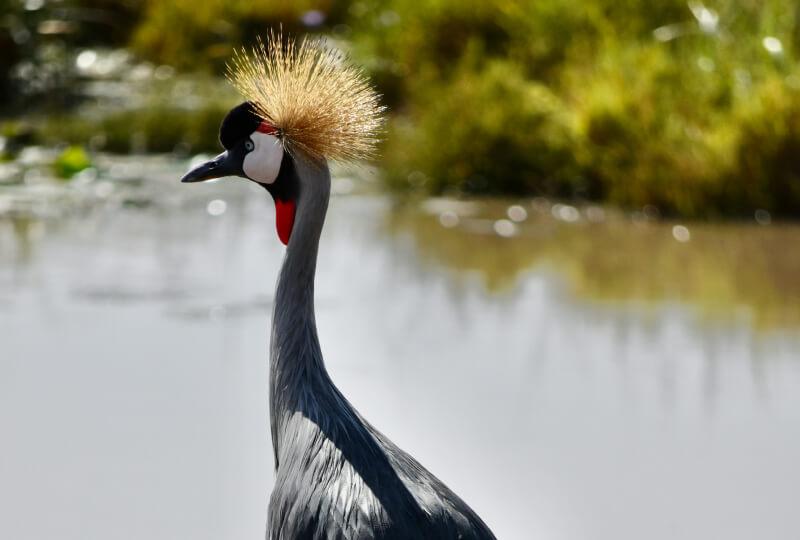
[219,101,262,150]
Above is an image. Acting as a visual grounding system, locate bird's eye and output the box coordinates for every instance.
[244,139,254,152]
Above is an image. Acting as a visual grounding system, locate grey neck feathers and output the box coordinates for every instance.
[269,153,333,460]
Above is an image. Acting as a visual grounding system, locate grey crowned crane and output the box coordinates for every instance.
[181,33,496,540]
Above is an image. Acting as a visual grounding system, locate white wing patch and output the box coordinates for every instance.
[243,132,283,184]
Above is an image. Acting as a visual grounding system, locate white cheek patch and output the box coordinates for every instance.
[243,132,283,184]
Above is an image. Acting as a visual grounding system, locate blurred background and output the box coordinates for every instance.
[1,1,799,539]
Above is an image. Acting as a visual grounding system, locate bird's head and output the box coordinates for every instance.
[181,101,297,245]
[180,31,384,246]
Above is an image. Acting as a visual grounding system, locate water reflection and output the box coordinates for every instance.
[0,158,799,540]
[386,199,800,329]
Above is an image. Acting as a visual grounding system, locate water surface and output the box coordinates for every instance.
[1,157,799,540]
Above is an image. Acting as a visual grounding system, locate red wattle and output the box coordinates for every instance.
[257,121,278,135]
[275,199,296,246]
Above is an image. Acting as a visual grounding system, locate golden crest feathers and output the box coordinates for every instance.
[227,31,385,163]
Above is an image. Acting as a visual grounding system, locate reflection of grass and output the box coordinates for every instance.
[387,199,800,329]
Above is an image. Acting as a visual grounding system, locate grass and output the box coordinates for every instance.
[3,0,800,217]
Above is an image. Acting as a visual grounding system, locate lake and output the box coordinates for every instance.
[1,155,799,539]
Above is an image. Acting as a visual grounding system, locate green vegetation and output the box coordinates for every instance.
[53,145,91,178]
[354,0,800,218]
[40,98,236,155]
[2,0,800,217]
[131,1,333,71]
[3,72,239,155]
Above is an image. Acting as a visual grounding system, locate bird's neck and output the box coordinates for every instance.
[269,155,333,451]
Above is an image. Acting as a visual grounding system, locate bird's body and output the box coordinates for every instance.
[266,155,494,540]
[181,32,496,540]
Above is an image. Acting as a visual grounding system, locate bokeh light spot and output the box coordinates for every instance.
[207,199,227,216]
[507,205,528,222]
[763,37,783,55]
[672,225,691,243]
[493,219,517,237]
[439,211,459,228]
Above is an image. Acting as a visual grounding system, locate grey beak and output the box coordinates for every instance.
[181,151,240,183]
